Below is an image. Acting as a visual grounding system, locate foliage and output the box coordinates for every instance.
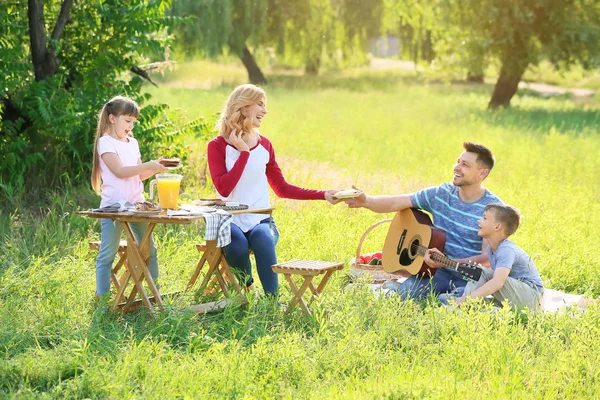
[0,0,210,205]
[171,0,384,75]
[2,65,600,397]
[383,0,600,106]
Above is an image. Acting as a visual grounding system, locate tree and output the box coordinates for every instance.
[172,0,384,79]
[0,0,207,196]
[171,0,269,84]
[485,0,600,108]
[434,0,600,108]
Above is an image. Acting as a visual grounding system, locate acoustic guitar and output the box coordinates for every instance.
[381,208,483,281]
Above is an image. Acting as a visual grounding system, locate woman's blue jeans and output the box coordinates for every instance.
[95,219,159,296]
[224,217,279,296]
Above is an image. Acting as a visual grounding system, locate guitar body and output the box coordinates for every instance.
[382,208,446,277]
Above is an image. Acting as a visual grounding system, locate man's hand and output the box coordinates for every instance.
[424,248,446,268]
[344,185,367,208]
[325,189,343,204]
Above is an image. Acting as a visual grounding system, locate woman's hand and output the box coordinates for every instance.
[325,189,343,204]
[229,129,250,152]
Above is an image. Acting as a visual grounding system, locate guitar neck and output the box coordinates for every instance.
[416,245,460,270]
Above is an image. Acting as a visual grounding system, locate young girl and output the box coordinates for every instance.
[207,84,339,296]
[91,96,167,297]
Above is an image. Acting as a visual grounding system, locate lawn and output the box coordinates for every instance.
[1,61,599,399]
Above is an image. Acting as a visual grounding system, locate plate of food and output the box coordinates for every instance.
[159,157,182,170]
[132,201,162,215]
[332,188,363,199]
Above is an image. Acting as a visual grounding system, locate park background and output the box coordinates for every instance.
[1,0,599,398]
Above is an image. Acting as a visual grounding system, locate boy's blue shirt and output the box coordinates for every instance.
[489,239,544,291]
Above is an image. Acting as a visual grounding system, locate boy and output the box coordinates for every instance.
[454,203,544,310]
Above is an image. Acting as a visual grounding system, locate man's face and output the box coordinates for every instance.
[452,151,488,187]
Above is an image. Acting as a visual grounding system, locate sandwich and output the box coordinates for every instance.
[159,157,181,168]
[135,201,161,211]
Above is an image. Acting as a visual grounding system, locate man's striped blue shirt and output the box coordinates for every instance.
[410,182,502,262]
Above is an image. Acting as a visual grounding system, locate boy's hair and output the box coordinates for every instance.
[463,142,495,171]
[91,96,140,194]
[485,203,521,236]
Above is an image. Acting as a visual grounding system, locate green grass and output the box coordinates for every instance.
[1,61,600,399]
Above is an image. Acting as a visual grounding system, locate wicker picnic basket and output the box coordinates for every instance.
[349,218,404,284]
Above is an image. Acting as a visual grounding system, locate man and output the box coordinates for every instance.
[345,142,502,300]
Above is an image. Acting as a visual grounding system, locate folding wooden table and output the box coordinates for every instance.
[80,207,273,314]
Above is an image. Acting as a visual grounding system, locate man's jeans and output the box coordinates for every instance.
[397,268,467,300]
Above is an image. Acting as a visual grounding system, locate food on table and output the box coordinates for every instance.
[135,201,161,211]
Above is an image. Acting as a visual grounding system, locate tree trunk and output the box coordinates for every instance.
[240,45,267,85]
[28,0,52,81]
[305,57,320,75]
[488,63,527,109]
[467,71,484,83]
[28,0,74,81]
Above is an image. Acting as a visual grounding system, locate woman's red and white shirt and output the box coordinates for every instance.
[207,135,325,232]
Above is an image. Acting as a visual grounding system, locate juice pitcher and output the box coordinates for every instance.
[149,173,183,209]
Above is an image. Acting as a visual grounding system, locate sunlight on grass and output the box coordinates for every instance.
[1,60,600,398]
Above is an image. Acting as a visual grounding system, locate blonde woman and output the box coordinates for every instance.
[207,84,339,296]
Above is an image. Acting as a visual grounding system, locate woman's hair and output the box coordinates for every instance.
[217,84,266,139]
[91,96,140,194]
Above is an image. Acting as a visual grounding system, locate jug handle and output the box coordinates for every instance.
[149,179,158,201]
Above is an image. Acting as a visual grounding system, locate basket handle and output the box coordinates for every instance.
[355,218,393,262]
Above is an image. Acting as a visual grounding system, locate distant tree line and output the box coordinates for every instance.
[172,0,600,108]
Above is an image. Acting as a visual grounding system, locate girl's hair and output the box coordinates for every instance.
[91,96,140,194]
[217,84,266,140]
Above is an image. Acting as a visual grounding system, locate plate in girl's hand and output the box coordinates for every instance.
[332,189,363,199]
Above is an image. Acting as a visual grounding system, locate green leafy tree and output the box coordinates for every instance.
[482,0,600,108]
[0,0,210,200]
[172,0,384,78]
[171,0,269,84]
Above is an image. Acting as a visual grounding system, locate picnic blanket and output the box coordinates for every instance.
[370,279,595,312]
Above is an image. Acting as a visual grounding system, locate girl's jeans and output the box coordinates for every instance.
[224,217,279,296]
[95,218,159,296]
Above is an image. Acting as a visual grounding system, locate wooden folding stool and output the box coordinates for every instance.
[188,241,245,298]
[271,259,344,316]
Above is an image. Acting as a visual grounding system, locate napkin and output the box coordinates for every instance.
[92,201,135,213]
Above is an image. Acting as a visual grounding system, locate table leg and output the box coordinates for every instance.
[118,222,163,313]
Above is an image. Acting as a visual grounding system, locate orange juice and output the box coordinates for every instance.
[157,179,180,209]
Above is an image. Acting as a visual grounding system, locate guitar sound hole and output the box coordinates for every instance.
[409,238,420,257]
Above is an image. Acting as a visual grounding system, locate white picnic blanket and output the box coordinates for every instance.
[368,280,594,312]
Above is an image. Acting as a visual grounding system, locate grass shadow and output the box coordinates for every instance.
[478,105,600,136]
